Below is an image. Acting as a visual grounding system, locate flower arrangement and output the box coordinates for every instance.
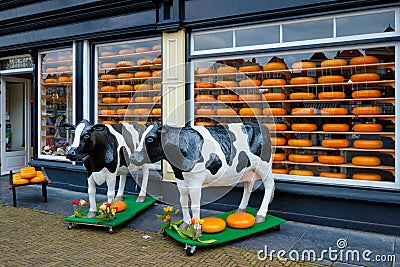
[72,199,87,218]
[96,201,117,221]
[157,205,182,233]
[54,139,69,155]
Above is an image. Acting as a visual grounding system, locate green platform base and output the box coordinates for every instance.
[64,194,157,227]
[164,207,286,247]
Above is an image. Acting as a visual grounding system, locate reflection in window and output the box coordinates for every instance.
[193,31,233,51]
[336,12,395,37]
[236,26,279,47]
[283,19,333,42]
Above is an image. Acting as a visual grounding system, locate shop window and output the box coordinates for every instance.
[236,25,279,47]
[282,19,333,42]
[95,38,162,126]
[193,31,233,51]
[38,48,74,159]
[192,44,396,188]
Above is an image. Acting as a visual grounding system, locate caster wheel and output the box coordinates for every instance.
[185,244,196,256]
[68,223,74,230]
[108,227,114,234]
[273,225,281,231]
[161,229,167,237]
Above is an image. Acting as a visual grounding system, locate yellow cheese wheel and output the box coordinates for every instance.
[321,139,349,148]
[289,92,315,100]
[352,173,382,181]
[216,108,238,116]
[101,86,117,92]
[195,82,215,88]
[291,61,316,69]
[239,79,262,87]
[351,73,380,82]
[12,178,30,185]
[100,74,117,80]
[196,95,216,101]
[263,62,287,71]
[289,170,314,176]
[117,73,134,79]
[291,124,317,132]
[196,108,215,115]
[239,65,261,72]
[352,106,381,115]
[119,49,133,55]
[263,108,287,116]
[152,70,161,77]
[100,51,116,57]
[113,200,126,212]
[262,79,287,86]
[117,97,133,103]
[56,66,69,72]
[215,81,238,88]
[44,78,58,83]
[202,217,226,233]
[288,154,314,163]
[137,59,153,66]
[135,97,153,103]
[318,155,345,164]
[318,75,345,84]
[272,153,286,161]
[151,108,162,115]
[352,90,381,99]
[117,109,135,115]
[263,93,286,101]
[264,124,287,131]
[136,47,150,53]
[320,172,347,179]
[322,124,350,132]
[117,85,134,91]
[217,66,238,73]
[153,57,162,64]
[318,92,346,99]
[117,61,135,67]
[100,110,117,115]
[30,175,46,183]
[152,44,161,51]
[291,108,315,115]
[134,109,151,115]
[58,76,72,82]
[352,156,380,166]
[46,67,57,73]
[226,213,255,229]
[134,84,152,91]
[239,94,261,101]
[153,83,162,90]
[102,97,117,104]
[353,124,382,132]
[288,139,313,147]
[135,71,152,78]
[45,57,56,62]
[217,94,239,102]
[272,168,289,174]
[271,137,287,146]
[290,77,315,85]
[321,108,348,115]
[195,68,215,74]
[321,59,347,67]
[20,166,36,179]
[350,56,379,65]
[239,108,262,116]
[353,140,383,149]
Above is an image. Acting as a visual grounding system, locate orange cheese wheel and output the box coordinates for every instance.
[322,124,350,132]
[196,95,215,101]
[263,108,287,116]
[58,76,71,82]
[137,59,153,66]
[353,124,382,132]
[321,59,347,67]
[352,173,382,181]
[217,66,238,73]
[352,156,380,166]
[151,108,162,115]
[291,61,316,69]
[318,75,345,84]
[152,70,161,77]
[202,217,226,233]
[153,83,162,90]
[289,170,314,176]
[352,90,381,99]
[13,178,30,185]
[226,212,255,229]
[117,97,133,103]
[56,66,69,72]
[291,108,315,115]
[100,51,116,57]
[271,137,287,146]
[273,168,289,174]
[196,108,215,115]
[321,108,348,115]
[239,94,261,101]
[113,200,126,212]
[117,85,134,91]
[288,154,314,163]
[216,108,238,116]
[45,57,56,62]
[134,109,151,115]
[352,106,381,115]
[117,73,134,79]
[46,67,57,73]
[273,153,286,161]
[239,108,262,116]
[288,139,313,147]
[262,79,287,86]
[291,123,317,132]
[134,84,152,91]
[321,139,349,148]
[195,121,214,126]
[136,47,150,53]
[102,120,117,124]
[135,71,152,78]
[30,175,45,183]
[290,77,315,85]
[263,62,287,71]
[135,96,153,103]
[351,73,380,82]
[153,57,162,64]
[20,167,36,179]
[100,110,117,115]
[318,92,346,99]
[102,97,117,104]
[217,94,239,102]
[101,86,117,92]
[44,78,58,83]
[152,44,161,51]
[350,56,379,65]
[239,79,262,87]
[119,49,133,55]
[265,123,287,131]
[215,81,238,88]
[195,82,215,88]
[290,92,315,100]
[318,155,345,164]
[117,60,135,67]
[239,65,261,72]
[117,109,135,115]
[153,95,161,103]
[195,68,215,74]
[263,93,286,101]
[353,140,383,149]
[100,74,117,80]
[320,172,347,179]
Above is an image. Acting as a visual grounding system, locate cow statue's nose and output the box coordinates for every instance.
[130,151,144,166]
[66,148,79,161]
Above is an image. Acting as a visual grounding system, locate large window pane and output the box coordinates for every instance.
[193,31,233,51]
[337,12,395,37]
[283,19,333,42]
[236,25,280,47]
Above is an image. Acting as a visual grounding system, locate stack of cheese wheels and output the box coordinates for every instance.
[217,66,238,73]
[272,153,286,162]
[323,124,350,132]
[321,59,347,67]
[318,75,345,84]
[272,168,289,174]
[289,170,313,176]
[226,212,255,229]
[290,77,315,85]
[13,167,46,185]
[196,94,215,102]
[264,123,287,131]
[217,94,239,102]
[288,154,314,163]
[239,65,261,73]
[291,61,316,70]
[318,91,346,99]
[239,107,262,116]
[290,92,315,100]
[350,56,379,65]
[288,139,313,147]
[262,79,286,86]
[353,140,383,149]
[291,123,317,132]
[352,173,382,181]
[271,137,287,146]
[239,79,262,87]
[352,156,380,166]
[153,95,162,103]
[201,217,226,233]
[352,106,381,115]
[350,73,380,82]
[318,155,345,164]
[320,107,348,115]
[291,108,315,115]
[353,123,382,132]
[320,172,347,179]
[321,139,349,148]
[263,62,287,71]
[352,90,381,98]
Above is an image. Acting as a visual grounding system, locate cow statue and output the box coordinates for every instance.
[64,119,150,218]
[130,121,274,234]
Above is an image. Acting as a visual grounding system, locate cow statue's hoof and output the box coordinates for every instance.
[136,195,146,203]
[255,215,266,223]
[115,195,124,201]
[195,228,202,238]
[179,222,190,230]
[236,208,246,213]
[87,211,98,218]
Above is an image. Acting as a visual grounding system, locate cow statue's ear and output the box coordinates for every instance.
[63,123,75,131]
[91,124,106,131]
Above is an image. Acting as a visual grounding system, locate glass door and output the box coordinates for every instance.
[0,76,30,175]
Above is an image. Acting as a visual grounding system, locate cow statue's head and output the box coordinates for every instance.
[63,119,106,161]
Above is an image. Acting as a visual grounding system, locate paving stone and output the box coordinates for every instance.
[302,224,351,243]
[347,230,396,253]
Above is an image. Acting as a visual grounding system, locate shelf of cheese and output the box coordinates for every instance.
[194,114,395,119]
[277,160,394,171]
[99,64,161,72]
[275,145,394,155]
[194,97,394,104]
[98,49,161,59]
[98,77,161,83]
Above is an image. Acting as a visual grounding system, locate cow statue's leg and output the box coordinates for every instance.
[237,170,259,213]
[87,176,98,218]
[177,180,191,229]
[254,160,275,223]
[189,183,203,238]
[106,174,117,204]
[136,164,149,203]
[115,175,126,201]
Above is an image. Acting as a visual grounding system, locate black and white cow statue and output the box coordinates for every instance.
[64,119,150,218]
[130,121,274,233]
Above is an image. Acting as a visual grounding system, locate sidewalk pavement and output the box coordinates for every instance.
[1,176,399,267]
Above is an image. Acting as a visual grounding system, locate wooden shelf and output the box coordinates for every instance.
[98,76,161,83]
[274,145,395,155]
[42,82,73,86]
[271,131,394,136]
[277,160,395,171]
[98,50,161,59]
[98,115,161,118]
[42,71,72,75]
[194,97,395,104]
[98,102,161,106]
[99,64,161,72]
[42,59,72,65]
[194,114,395,119]
[98,89,161,94]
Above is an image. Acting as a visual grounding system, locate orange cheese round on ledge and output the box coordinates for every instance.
[350,56,379,65]
[195,82,214,88]
[318,91,346,99]
[239,79,262,87]
[239,107,262,116]
[119,49,133,55]
[44,78,58,83]
[101,51,116,57]
[288,154,314,163]
[57,66,70,72]
[319,172,347,179]
[195,68,215,74]
[135,71,152,78]
[318,155,345,165]
[322,124,350,132]
[102,62,117,68]
[263,62,287,71]
[351,90,381,99]
[288,139,313,147]
[217,94,238,102]
[133,109,151,115]
[134,84,152,91]
[318,75,345,84]
[215,80,238,88]
[152,70,161,77]
[291,61,316,70]
[352,156,380,166]
[263,108,287,116]
[151,108,162,116]
[216,108,238,116]
[273,153,286,161]
[152,44,161,51]
[289,170,313,176]
[350,73,380,82]
[117,85,134,91]
[353,124,382,132]
[272,168,289,174]
[265,124,287,131]
[239,94,261,101]
[46,67,57,73]
[153,57,162,65]
[196,95,215,101]
[291,108,315,115]
[290,77,315,85]
[271,137,287,146]
[291,123,317,132]
[100,86,117,92]
[100,110,117,115]
[352,106,381,115]
[262,79,287,86]
[352,173,382,181]
[321,139,349,148]
[58,76,72,82]
[239,65,261,72]
[137,59,153,66]
[135,96,153,103]
[20,167,36,179]
[113,200,126,212]
[217,66,238,73]
[117,97,133,103]
[117,61,135,67]
[196,108,215,115]
[153,83,162,90]
[117,109,134,115]
[202,217,226,233]
[353,140,383,149]
[102,97,117,104]
[226,213,255,229]
[321,108,348,115]
[100,74,117,80]
[263,93,286,101]
[290,92,315,100]
[136,47,150,53]
[321,59,347,67]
